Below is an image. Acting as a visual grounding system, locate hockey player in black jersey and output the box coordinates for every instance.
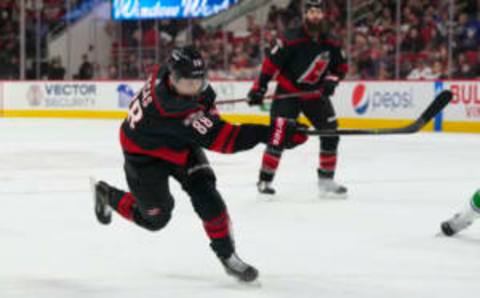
[92,46,307,283]
[248,0,348,198]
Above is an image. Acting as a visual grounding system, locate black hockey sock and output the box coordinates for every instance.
[318,168,335,179]
[211,237,235,259]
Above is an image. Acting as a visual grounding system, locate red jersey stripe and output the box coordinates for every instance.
[120,128,190,165]
[209,124,234,153]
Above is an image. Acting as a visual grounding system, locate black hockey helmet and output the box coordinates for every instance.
[303,0,328,34]
[167,46,207,80]
[304,0,325,11]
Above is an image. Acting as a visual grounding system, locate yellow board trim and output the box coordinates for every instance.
[442,121,480,133]
[221,115,435,131]
[3,110,127,119]
[0,110,443,132]
[338,118,434,131]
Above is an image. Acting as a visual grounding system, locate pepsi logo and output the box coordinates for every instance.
[351,84,414,114]
[352,84,369,115]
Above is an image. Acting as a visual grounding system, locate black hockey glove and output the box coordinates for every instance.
[248,86,267,106]
[200,85,217,111]
[269,118,308,150]
[321,75,340,98]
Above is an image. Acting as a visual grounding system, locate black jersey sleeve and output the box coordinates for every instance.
[176,110,270,154]
[254,37,293,90]
[328,44,349,80]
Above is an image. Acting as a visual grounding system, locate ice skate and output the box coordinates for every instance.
[220,253,259,283]
[91,177,112,225]
[318,178,348,199]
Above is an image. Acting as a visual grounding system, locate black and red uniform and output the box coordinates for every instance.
[107,65,300,259]
[253,25,348,183]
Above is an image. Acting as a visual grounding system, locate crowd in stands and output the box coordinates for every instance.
[349,0,480,79]
[106,0,480,80]
[1,0,480,80]
[0,0,91,79]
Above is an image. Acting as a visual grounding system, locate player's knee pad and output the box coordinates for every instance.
[142,212,172,231]
[183,164,217,192]
[141,206,173,232]
[139,196,175,232]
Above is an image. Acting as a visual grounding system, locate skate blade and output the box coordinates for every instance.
[235,279,262,287]
[89,176,97,194]
[318,191,348,200]
[90,176,98,207]
[256,192,277,202]
[435,231,449,237]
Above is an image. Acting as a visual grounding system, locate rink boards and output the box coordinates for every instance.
[0,80,479,133]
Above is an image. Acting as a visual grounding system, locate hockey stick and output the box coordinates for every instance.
[298,90,453,136]
[215,90,323,105]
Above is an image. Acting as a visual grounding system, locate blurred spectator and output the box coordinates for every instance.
[454,62,476,79]
[475,54,480,78]
[401,27,425,53]
[107,64,119,79]
[407,60,434,80]
[430,60,447,79]
[453,52,477,78]
[455,13,480,53]
[75,54,94,80]
[267,5,279,28]
[351,33,375,78]
[377,63,392,80]
[122,53,140,79]
[1,0,479,80]
[246,14,260,35]
[47,57,66,80]
[0,56,20,79]
[0,0,94,79]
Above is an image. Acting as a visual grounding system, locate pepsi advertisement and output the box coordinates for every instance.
[113,0,238,20]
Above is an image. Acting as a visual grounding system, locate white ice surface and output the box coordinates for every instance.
[1,118,480,298]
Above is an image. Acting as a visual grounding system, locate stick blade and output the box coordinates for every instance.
[419,90,453,124]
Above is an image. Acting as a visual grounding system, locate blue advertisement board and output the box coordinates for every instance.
[113,0,238,20]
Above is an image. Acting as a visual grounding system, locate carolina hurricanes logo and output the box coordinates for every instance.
[352,84,369,115]
[298,52,330,85]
